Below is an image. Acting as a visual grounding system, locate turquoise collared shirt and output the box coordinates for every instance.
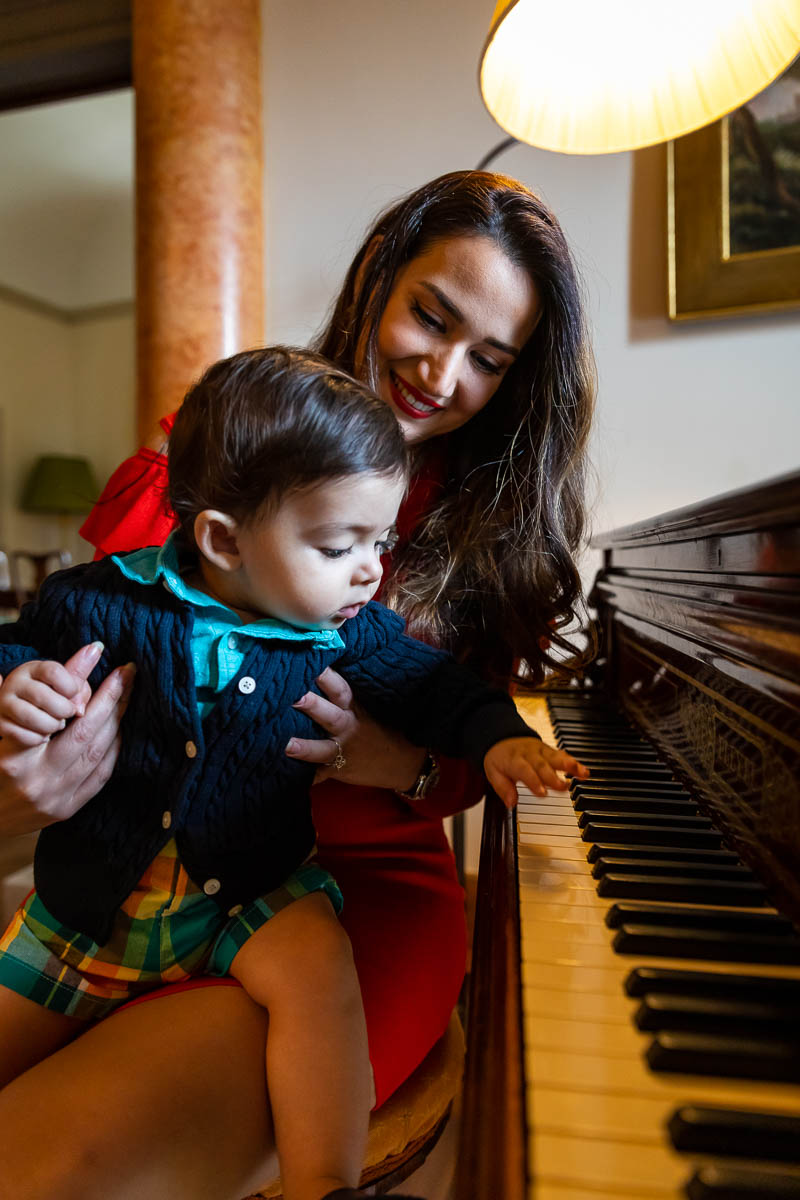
[113,534,344,719]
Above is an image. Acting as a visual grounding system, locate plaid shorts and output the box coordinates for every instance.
[0,838,342,1021]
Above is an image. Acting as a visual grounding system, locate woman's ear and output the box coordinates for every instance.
[194,510,242,573]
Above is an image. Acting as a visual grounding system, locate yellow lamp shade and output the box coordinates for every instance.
[479,0,800,154]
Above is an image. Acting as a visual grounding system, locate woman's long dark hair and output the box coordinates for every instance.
[316,170,596,683]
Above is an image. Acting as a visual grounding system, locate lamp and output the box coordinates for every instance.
[20,455,99,517]
[479,0,800,155]
[18,455,100,590]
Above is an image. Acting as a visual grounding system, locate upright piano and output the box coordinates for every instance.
[456,470,800,1200]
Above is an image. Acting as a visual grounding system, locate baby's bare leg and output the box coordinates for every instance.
[229,892,371,1200]
[0,984,82,1089]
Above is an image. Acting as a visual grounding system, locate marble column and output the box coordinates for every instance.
[133,0,264,441]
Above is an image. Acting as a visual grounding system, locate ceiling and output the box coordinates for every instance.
[0,87,134,312]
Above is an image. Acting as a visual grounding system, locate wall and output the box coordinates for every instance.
[0,294,134,567]
[259,0,800,867]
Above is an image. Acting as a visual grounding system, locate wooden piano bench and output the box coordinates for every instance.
[243,1009,464,1199]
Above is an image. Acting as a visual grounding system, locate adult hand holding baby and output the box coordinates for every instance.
[288,667,428,791]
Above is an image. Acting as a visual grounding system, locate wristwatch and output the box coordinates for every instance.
[395,750,441,802]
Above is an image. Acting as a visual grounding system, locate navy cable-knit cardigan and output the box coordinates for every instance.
[0,558,537,943]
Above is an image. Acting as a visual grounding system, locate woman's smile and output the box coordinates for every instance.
[388,370,445,419]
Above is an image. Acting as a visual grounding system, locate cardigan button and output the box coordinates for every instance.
[185,740,198,759]
[227,903,243,917]
[228,633,239,650]
[203,878,221,896]
[161,811,172,830]
[238,676,256,695]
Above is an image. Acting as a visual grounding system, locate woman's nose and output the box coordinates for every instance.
[420,345,461,399]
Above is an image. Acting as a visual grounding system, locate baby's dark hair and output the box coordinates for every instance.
[168,346,408,546]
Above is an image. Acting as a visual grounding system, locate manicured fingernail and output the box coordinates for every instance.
[292,696,307,708]
[285,739,299,755]
[87,641,104,663]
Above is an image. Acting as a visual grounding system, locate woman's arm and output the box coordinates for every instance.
[0,644,134,836]
[287,667,488,818]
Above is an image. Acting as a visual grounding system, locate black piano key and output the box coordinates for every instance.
[573,793,700,814]
[625,967,800,1005]
[587,842,741,865]
[579,809,712,829]
[615,923,797,962]
[686,1164,800,1198]
[596,874,768,905]
[555,736,651,751]
[593,857,753,880]
[637,993,799,1035]
[670,1105,800,1164]
[574,780,690,798]
[572,769,687,784]
[583,822,724,848]
[606,903,795,934]
[562,749,664,762]
[646,1031,800,1082]
[553,730,635,743]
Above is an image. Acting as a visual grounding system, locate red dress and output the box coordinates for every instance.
[80,424,481,1106]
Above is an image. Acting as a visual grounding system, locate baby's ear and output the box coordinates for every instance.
[194,510,241,572]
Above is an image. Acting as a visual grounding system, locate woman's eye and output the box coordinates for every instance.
[411,301,444,332]
[472,352,503,376]
[320,547,350,559]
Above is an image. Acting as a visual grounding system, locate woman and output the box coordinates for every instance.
[0,171,594,1199]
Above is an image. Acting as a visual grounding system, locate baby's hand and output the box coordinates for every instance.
[483,737,589,809]
[0,655,97,749]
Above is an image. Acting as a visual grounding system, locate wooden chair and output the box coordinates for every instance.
[243,1011,464,1199]
[9,549,71,605]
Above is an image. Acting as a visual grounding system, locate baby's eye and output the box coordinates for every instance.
[377,531,399,554]
[319,547,351,559]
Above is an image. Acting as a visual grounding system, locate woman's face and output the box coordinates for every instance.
[375,234,541,445]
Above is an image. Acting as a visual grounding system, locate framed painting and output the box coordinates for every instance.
[668,56,800,321]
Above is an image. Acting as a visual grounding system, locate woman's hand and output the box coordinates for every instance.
[285,667,427,790]
[0,642,135,836]
[484,737,589,809]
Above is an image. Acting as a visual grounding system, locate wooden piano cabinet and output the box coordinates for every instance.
[454,791,527,1200]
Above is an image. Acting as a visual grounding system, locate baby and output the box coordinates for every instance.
[0,346,584,1200]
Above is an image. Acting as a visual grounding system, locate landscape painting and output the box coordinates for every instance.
[728,57,800,257]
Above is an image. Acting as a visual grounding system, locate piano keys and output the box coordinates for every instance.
[454,470,800,1200]
[515,695,800,1198]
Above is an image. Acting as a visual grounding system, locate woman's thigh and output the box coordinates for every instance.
[0,983,277,1200]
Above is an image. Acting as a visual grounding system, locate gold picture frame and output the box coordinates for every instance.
[668,96,800,321]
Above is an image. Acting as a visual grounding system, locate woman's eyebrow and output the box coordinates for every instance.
[421,282,521,356]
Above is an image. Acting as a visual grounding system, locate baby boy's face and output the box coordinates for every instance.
[233,469,406,630]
